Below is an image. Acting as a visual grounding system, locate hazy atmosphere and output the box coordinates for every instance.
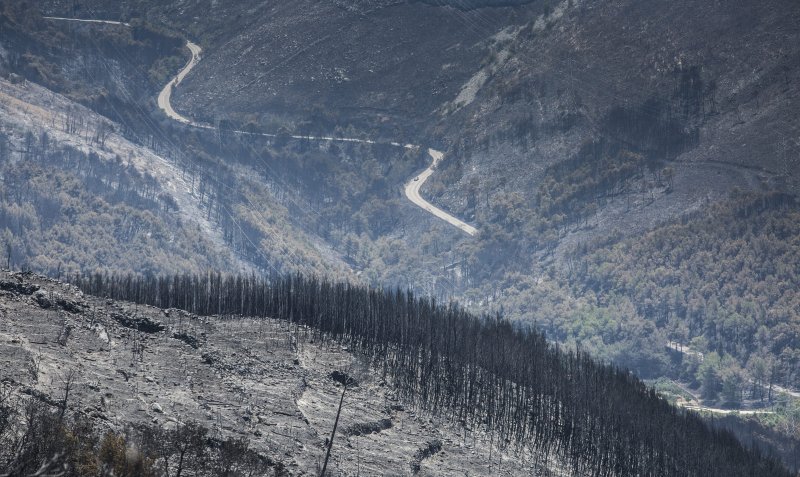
[0,1,798,475]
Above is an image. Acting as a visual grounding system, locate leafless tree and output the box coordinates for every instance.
[92,121,112,148]
[58,369,77,420]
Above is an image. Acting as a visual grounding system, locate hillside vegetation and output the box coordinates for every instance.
[15,0,800,470]
[571,192,800,393]
[491,192,800,388]
[0,3,353,278]
[0,134,231,275]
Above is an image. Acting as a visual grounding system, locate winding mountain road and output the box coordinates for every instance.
[156,40,477,236]
[45,13,477,240]
[44,17,478,236]
[45,14,477,237]
[157,41,208,128]
[678,405,774,415]
[404,149,477,235]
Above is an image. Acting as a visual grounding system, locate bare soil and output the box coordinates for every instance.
[0,270,569,476]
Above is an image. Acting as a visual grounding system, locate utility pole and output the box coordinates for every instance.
[320,380,348,477]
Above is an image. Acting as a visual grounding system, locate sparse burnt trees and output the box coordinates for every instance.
[74,272,792,477]
[141,421,207,477]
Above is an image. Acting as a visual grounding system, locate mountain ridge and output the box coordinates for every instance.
[7,1,800,472]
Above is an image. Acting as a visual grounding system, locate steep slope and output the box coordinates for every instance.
[1,269,794,476]
[0,3,356,277]
[0,51,345,278]
[35,0,541,135]
[432,0,800,221]
[0,76,242,275]
[0,270,567,476]
[171,1,520,136]
[0,1,186,129]
[22,0,800,467]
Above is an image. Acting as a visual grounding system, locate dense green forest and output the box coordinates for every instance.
[71,272,792,477]
[570,192,800,393]
[489,192,800,405]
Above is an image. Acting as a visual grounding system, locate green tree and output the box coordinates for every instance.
[720,356,744,405]
[697,352,722,400]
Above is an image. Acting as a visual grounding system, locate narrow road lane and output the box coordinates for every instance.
[404,149,477,236]
[156,41,211,129]
[157,40,477,236]
[46,16,478,237]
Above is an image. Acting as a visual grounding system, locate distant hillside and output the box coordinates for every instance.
[20,0,800,469]
[0,2,357,277]
[0,75,241,276]
[424,0,800,413]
